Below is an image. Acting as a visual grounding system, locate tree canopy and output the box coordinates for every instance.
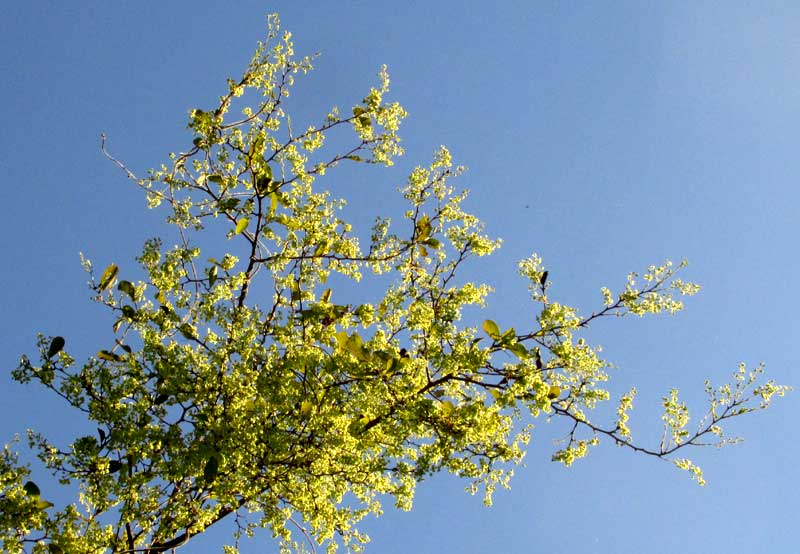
[2,14,788,554]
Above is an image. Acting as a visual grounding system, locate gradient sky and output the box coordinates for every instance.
[1,3,798,553]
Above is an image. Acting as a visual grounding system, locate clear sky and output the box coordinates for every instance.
[1,3,798,553]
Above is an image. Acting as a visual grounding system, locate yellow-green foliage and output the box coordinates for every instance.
[5,14,788,554]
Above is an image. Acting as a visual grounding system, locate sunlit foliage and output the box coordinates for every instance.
[3,15,787,554]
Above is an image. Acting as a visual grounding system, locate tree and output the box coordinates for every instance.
[1,14,788,554]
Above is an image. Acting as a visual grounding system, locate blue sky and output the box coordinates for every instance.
[1,3,798,553]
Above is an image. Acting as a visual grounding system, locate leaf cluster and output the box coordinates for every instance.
[3,13,788,554]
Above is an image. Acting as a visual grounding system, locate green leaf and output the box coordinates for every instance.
[207,174,224,184]
[299,308,317,322]
[500,327,516,344]
[345,333,363,352]
[482,319,501,340]
[34,499,54,510]
[203,454,220,484]
[540,270,549,286]
[334,331,349,350]
[117,280,136,301]
[47,336,65,359]
[348,417,368,437]
[269,192,278,214]
[108,460,123,474]
[255,173,272,196]
[121,305,136,319]
[217,198,240,211]
[320,288,332,303]
[275,188,289,207]
[440,400,455,416]
[345,333,368,360]
[178,323,196,340]
[98,263,118,292]
[207,265,218,287]
[300,400,314,417]
[48,544,64,554]
[97,350,122,362]
[422,238,441,249]
[249,133,265,160]
[416,215,432,241]
[509,343,528,359]
[23,480,40,497]
[234,218,249,235]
